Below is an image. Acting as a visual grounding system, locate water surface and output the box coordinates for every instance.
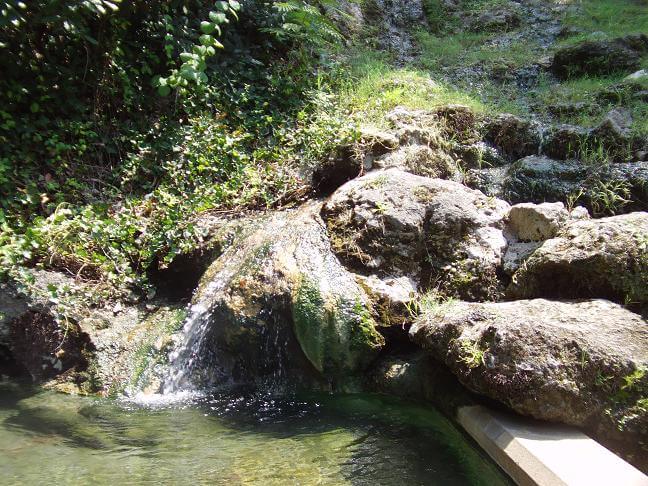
[0,382,511,485]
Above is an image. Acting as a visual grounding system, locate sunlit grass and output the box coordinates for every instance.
[334,56,489,127]
[561,0,648,42]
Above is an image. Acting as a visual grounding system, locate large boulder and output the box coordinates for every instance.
[552,35,648,78]
[508,212,648,304]
[410,298,648,468]
[168,202,385,391]
[322,168,510,300]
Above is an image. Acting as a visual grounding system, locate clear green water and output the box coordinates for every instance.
[0,383,511,485]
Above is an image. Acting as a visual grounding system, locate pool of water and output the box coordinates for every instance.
[0,382,511,485]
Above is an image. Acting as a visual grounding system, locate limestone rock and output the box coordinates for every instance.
[624,69,648,83]
[542,124,590,160]
[467,156,648,213]
[486,114,542,161]
[508,212,648,304]
[410,298,648,462]
[183,202,385,389]
[552,35,648,78]
[507,202,583,242]
[469,8,520,33]
[502,241,543,275]
[591,108,633,150]
[322,168,510,300]
[467,156,585,204]
[373,144,460,180]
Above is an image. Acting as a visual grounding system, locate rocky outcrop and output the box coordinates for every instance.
[506,202,587,242]
[410,298,648,464]
[486,114,541,161]
[468,6,520,33]
[167,202,385,391]
[467,156,648,214]
[508,212,648,304]
[322,168,510,300]
[552,35,648,78]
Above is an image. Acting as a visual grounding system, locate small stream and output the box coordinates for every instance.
[0,382,511,485]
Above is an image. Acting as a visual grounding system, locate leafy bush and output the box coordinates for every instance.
[0,0,359,299]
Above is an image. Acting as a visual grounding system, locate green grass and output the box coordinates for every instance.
[532,72,648,136]
[561,0,648,42]
[333,53,489,128]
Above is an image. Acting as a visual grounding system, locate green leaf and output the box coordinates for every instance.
[209,11,228,24]
[179,52,194,62]
[215,1,228,11]
[157,85,171,96]
[200,21,215,34]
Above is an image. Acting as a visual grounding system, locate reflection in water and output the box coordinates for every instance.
[0,383,511,485]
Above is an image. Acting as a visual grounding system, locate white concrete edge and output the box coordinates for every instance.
[457,405,648,486]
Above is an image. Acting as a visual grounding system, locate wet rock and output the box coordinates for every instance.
[0,289,29,377]
[410,298,648,466]
[486,114,542,161]
[542,124,590,160]
[322,168,510,300]
[508,212,648,304]
[507,202,581,242]
[370,352,474,417]
[9,310,93,382]
[185,202,385,389]
[552,35,648,78]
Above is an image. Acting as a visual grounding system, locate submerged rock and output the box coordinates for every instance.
[552,35,648,78]
[410,298,648,466]
[508,212,648,304]
[323,168,510,300]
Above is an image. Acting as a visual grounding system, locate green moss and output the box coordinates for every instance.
[122,306,187,394]
[292,276,383,380]
[293,277,330,374]
[350,299,384,352]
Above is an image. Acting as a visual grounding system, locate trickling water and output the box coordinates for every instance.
[161,265,237,395]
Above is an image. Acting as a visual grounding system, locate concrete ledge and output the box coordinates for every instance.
[457,405,648,486]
